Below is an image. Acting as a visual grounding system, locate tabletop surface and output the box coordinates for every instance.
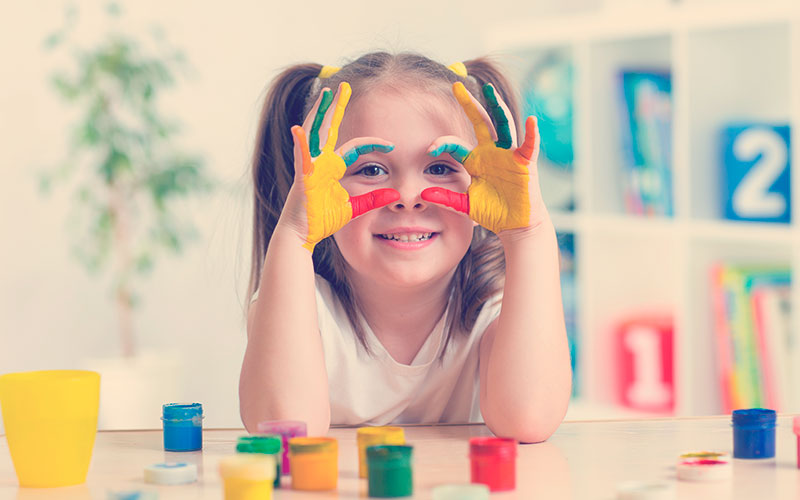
[1,415,799,499]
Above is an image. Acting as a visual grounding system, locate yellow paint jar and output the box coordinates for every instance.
[356,426,405,478]
[218,454,276,500]
[0,370,100,487]
[288,437,338,491]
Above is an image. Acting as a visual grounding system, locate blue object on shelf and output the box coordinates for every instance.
[162,403,203,452]
[721,124,791,223]
[732,408,776,459]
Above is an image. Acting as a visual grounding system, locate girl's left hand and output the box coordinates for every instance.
[421,82,548,235]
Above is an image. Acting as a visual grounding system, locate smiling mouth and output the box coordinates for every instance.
[376,232,435,242]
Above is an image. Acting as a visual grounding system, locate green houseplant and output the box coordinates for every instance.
[41,4,213,358]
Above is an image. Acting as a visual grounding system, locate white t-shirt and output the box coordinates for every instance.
[314,275,502,426]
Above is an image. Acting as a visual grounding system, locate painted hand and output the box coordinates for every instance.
[291,82,399,251]
[421,82,542,234]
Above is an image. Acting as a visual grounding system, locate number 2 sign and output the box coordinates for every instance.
[722,124,791,223]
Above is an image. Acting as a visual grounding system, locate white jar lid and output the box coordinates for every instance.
[144,462,198,485]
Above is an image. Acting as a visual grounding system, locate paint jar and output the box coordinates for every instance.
[357,426,406,478]
[219,454,276,500]
[0,370,100,487]
[288,437,338,491]
[236,435,282,488]
[793,416,800,469]
[366,445,413,498]
[162,403,203,452]
[469,437,517,492]
[732,408,776,459]
[257,420,307,475]
[431,484,490,500]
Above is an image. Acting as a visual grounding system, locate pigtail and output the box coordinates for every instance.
[247,63,322,306]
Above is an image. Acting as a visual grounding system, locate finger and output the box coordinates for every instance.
[337,137,395,167]
[322,81,352,154]
[350,188,400,218]
[453,82,496,145]
[309,89,333,157]
[302,87,328,130]
[427,135,471,164]
[483,83,516,149]
[291,125,313,176]
[421,187,470,215]
[515,116,540,163]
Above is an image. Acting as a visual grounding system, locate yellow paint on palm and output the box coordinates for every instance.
[453,82,531,233]
[302,83,355,251]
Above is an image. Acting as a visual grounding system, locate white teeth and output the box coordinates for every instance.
[379,232,433,242]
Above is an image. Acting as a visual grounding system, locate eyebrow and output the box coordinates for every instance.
[341,143,394,167]
[427,142,469,164]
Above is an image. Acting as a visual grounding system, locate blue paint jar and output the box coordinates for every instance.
[162,403,203,452]
[732,408,776,459]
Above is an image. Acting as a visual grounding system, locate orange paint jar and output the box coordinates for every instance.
[288,437,338,491]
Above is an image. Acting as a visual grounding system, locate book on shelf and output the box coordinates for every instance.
[710,263,793,413]
[617,69,673,217]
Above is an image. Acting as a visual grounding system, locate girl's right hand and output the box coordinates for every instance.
[284,82,400,252]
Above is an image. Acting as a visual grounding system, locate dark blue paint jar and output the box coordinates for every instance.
[732,408,776,459]
[162,403,203,451]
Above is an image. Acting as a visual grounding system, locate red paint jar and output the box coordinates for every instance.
[469,437,517,492]
[793,416,800,469]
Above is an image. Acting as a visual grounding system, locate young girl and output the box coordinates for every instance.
[240,52,571,443]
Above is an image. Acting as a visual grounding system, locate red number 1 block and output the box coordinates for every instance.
[617,317,675,413]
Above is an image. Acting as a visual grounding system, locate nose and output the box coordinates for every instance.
[388,178,428,212]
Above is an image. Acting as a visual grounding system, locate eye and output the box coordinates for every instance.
[425,163,456,176]
[354,163,387,177]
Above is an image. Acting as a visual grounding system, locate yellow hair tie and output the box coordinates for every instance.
[318,65,340,79]
[447,62,468,78]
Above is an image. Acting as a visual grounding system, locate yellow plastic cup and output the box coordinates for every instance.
[0,370,100,487]
[288,437,337,491]
[356,426,405,478]
[219,454,276,500]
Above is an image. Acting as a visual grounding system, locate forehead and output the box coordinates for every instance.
[338,86,475,147]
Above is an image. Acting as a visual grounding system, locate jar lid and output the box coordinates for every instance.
[366,445,413,467]
[289,437,337,455]
[219,454,276,481]
[676,459,732,481]
[143,462,198,485]
[162,403,203,420]
[107,490,159,500]
[794,416,800,435]
[256,420,307,436]
[237,434,282,455]
[678,451,728,461]
[469,437,517,458]
[731,408,776,426]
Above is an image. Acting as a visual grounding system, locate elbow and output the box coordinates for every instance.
[239,399,331,436]
[485,414,562,444]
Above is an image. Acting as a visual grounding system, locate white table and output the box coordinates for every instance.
[1,415,799,499]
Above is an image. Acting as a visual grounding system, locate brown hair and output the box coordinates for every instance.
[247,52,521,356]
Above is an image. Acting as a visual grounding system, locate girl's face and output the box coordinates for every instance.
[334,86,475,290]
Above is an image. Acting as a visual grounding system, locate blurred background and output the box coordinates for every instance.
[1,0,798,431]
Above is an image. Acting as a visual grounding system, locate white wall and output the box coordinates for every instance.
[0,0,604,431]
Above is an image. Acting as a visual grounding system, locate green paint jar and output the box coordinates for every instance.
[366,445,413,498]
[236,435,282,488]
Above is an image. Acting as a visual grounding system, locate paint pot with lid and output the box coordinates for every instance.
[732,408,776,459]
[366,445,413,498]
[162,403,203,452]
[469,437,517,492]
[288,437,338,491]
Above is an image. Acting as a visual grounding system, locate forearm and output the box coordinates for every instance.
[482,220,572,443]
[239,223,331,435]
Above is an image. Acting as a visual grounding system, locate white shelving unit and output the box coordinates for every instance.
[482,0,800,420]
